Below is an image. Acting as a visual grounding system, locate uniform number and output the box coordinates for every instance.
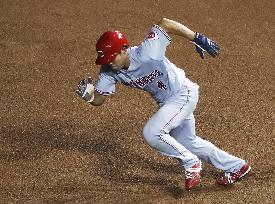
[157,81,167,90]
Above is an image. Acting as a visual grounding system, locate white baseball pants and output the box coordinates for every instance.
[142,85,245,172]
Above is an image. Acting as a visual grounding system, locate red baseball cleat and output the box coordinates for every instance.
[217,163,252,186]
[185,160,202,190]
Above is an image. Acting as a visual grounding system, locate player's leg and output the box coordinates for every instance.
[171,114,246,172]
[142,87,199,169]
[142,87,202,189]
[171,114,251,185]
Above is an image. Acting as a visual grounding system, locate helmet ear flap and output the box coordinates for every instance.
[95,31,129,65]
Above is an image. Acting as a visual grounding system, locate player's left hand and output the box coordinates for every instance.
[192,32,220,59]
[76,77,95,102]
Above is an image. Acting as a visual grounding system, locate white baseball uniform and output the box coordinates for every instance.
[95,25,245,172]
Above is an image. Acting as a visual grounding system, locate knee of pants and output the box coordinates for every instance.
[142,123,161,149]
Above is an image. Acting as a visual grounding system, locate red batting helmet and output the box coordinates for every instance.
[95,30,129,65]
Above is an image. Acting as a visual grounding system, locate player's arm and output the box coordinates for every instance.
[76,68,116,106]
[158,18,220,59]
[158,18,196,40]
[76,77,107,106]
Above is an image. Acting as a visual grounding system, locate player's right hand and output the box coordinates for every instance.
[76,77,95,102]
[192,32,220,59]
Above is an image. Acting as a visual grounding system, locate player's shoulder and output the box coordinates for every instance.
[146,24,171,42]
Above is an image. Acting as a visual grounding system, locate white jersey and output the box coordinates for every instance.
[95,25,198,104]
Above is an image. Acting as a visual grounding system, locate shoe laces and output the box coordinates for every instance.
[185,162,202,179]
[223,172,233,184]
[185,171,197,179]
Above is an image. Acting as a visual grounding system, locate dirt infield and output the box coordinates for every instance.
[0,0,274,203]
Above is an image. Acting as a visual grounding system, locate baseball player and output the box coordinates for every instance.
[76,18,251,190]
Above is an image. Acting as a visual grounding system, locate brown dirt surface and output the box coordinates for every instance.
[0,0,274,203]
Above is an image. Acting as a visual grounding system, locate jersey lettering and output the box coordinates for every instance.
[135,70,162,87]
[122,80,136,87]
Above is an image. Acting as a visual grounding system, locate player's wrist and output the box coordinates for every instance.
[190,32,197,41]
[192,32,200,41]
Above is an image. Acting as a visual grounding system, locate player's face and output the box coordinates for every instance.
[110,49,129,70]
